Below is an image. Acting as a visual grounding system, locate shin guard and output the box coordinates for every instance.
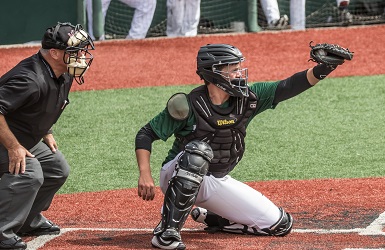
[155,141,213,238]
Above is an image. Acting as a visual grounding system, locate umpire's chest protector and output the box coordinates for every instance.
[183,85,258,177]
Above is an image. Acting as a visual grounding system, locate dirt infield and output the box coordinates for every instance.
[27,178,385,249]
[1,24,384,249]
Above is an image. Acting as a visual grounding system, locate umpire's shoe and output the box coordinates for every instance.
[151,229,186,250]
[18,220,60,237]
[0,236,27,250]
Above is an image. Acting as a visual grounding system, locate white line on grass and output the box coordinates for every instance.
[26,212,385,250]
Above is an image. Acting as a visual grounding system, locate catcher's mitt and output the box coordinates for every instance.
[309,41,353,66]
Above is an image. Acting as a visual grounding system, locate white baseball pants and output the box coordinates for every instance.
[160,152,282,229]
[86,0,156,40]
[166,0,201,37]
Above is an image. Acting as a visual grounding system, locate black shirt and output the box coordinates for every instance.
[0,51,73,149]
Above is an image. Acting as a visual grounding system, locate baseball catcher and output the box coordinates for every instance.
[135,42,353,249]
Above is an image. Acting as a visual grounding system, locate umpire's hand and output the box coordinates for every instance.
[8,145,34,174]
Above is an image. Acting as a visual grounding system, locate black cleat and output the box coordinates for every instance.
[18,220,60,237]
[0,236,27,250]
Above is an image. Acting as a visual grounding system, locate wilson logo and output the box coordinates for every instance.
[217,119,236,126]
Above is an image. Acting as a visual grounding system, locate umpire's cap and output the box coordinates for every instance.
[42,22,91,50]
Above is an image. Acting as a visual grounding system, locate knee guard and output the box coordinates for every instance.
[155,141,213,237]
[262,207,293,236]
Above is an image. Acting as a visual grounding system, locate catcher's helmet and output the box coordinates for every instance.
[196,44,249,97]
[42,22,95,85]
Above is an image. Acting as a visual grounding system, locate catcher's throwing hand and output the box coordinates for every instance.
[309,41,354,67]
[138,174,156,201]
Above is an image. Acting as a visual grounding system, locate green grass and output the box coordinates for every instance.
[55,75,385,194]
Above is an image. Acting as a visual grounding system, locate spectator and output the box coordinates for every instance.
[260,0,289,29]
[0,22,94,250]
[290,0,306,30]
[337,0,353,24]
[166,0,201,37]
[86,0,156,40]
[290,0,353,30]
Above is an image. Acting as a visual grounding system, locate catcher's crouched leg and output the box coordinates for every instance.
[260,207,293,236]
[191,207,293,236]
[152,141,213,249]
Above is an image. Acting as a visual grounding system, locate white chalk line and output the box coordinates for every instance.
[26,211,385,250]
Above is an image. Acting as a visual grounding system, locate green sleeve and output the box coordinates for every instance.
[150,108,196,165]
[249,81,280,116]
[149,108,186,141]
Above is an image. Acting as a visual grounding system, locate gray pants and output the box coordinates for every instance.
[0,141,70,240]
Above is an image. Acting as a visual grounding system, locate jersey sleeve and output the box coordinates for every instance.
[149,107,187,141]
[249,81,280,115]
[0,76,39,115]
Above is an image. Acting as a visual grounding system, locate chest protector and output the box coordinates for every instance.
[181,85,258,177]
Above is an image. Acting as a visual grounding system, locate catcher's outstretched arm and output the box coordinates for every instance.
[273,63,334,104]
[273,65,322,104]
[274,70,311,104]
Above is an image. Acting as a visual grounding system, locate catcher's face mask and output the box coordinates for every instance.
[213,61,249,97]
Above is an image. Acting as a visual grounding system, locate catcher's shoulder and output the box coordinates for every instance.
[167,92,190,121]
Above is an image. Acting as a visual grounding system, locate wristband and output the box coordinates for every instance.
[312,64,336,80]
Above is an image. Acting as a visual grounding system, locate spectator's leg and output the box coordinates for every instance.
[86,0,95,40]
[182,0,201,36]
[166,0,185,37]
[260,0,281,26]
[337,0,352,25]
[86,0,112,40]
[290,0,306,30]
[120,0,157,39]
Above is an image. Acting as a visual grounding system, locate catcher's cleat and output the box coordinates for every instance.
[151,233,186,250]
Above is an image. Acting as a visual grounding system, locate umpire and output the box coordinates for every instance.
[0,22,94,249]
